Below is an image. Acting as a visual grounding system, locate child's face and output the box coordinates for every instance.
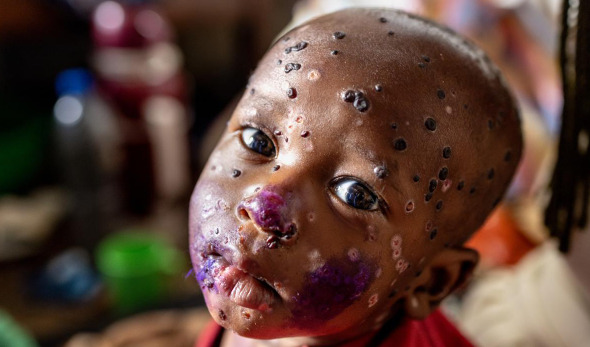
[190,46,443,340]
[189,8,520,342]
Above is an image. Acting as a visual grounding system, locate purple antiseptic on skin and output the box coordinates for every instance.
[292,257,375,327]
[240,189,289,234]
[196,255,223,293]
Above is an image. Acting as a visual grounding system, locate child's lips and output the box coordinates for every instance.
[219,263,276,311]
[202,251,277,311]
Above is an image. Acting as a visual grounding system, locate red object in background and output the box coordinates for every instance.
[92,1,173,48]
[90,1,191,215]
[466,205,537,267]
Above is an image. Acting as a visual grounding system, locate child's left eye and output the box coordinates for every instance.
[331,178,380,211]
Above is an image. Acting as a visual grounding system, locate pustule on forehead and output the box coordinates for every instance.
[373,165,389,179]
[341,89,370,112]
[243,106,259,118]
[307,69,321,81]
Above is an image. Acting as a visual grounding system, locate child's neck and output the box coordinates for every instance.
[219,311,404,347]
[221,330,370,347]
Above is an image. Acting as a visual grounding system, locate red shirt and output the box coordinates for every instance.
[196,309,473,347]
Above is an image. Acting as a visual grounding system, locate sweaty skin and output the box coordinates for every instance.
[189,8,522,346]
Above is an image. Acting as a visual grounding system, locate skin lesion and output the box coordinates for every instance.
[291,256,377,328]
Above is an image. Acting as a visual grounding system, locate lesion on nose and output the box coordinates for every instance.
[238,189,284,232]
[236,188,298,244]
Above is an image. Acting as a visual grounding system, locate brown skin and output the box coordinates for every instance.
[189,8,522,347]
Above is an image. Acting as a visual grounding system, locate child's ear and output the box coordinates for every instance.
[402,247,479,320]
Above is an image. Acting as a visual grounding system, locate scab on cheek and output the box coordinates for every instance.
[395,258,409,273]
[390,234,409,273]
[348,248,360,262]
[201,195,230,220]
[366,225,378,242]
[390,234,402,249]
[368,293,379,308]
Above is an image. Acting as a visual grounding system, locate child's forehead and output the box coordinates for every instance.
[252,9,498,85]
[243,12,500,137]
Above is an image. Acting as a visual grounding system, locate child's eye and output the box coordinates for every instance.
[241,127,276,157]
[331,178,380,211]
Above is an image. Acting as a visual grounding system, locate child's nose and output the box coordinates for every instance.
[237,187,297,240]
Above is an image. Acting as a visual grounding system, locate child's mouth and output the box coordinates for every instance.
[198,251,277,312]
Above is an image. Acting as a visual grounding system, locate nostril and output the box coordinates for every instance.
[238,207,250,220]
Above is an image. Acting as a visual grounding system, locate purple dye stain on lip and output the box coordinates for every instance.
[291,257,375,327]
[196,255,224,293]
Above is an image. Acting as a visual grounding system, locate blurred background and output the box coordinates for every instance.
[0,1,297,345]
[1,0,587,346]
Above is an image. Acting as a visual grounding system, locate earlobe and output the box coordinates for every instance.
[404,291,431,319]
[403,247,479,319]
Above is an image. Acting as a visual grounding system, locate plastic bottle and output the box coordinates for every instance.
[53,68,119,250]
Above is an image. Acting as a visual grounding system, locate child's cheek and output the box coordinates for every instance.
[290,255,377,329]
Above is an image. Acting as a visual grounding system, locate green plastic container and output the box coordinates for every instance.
[95,231,181,314]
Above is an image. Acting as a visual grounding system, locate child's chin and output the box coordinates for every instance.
[204,301,293,339]
[216,316,291,340]
[233,326,287,340]
[213,310,348,342]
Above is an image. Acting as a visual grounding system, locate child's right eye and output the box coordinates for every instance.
[331,178,380,211]
[240,127,276,157]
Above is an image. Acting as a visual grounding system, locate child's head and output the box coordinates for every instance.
[189,7,522,343]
